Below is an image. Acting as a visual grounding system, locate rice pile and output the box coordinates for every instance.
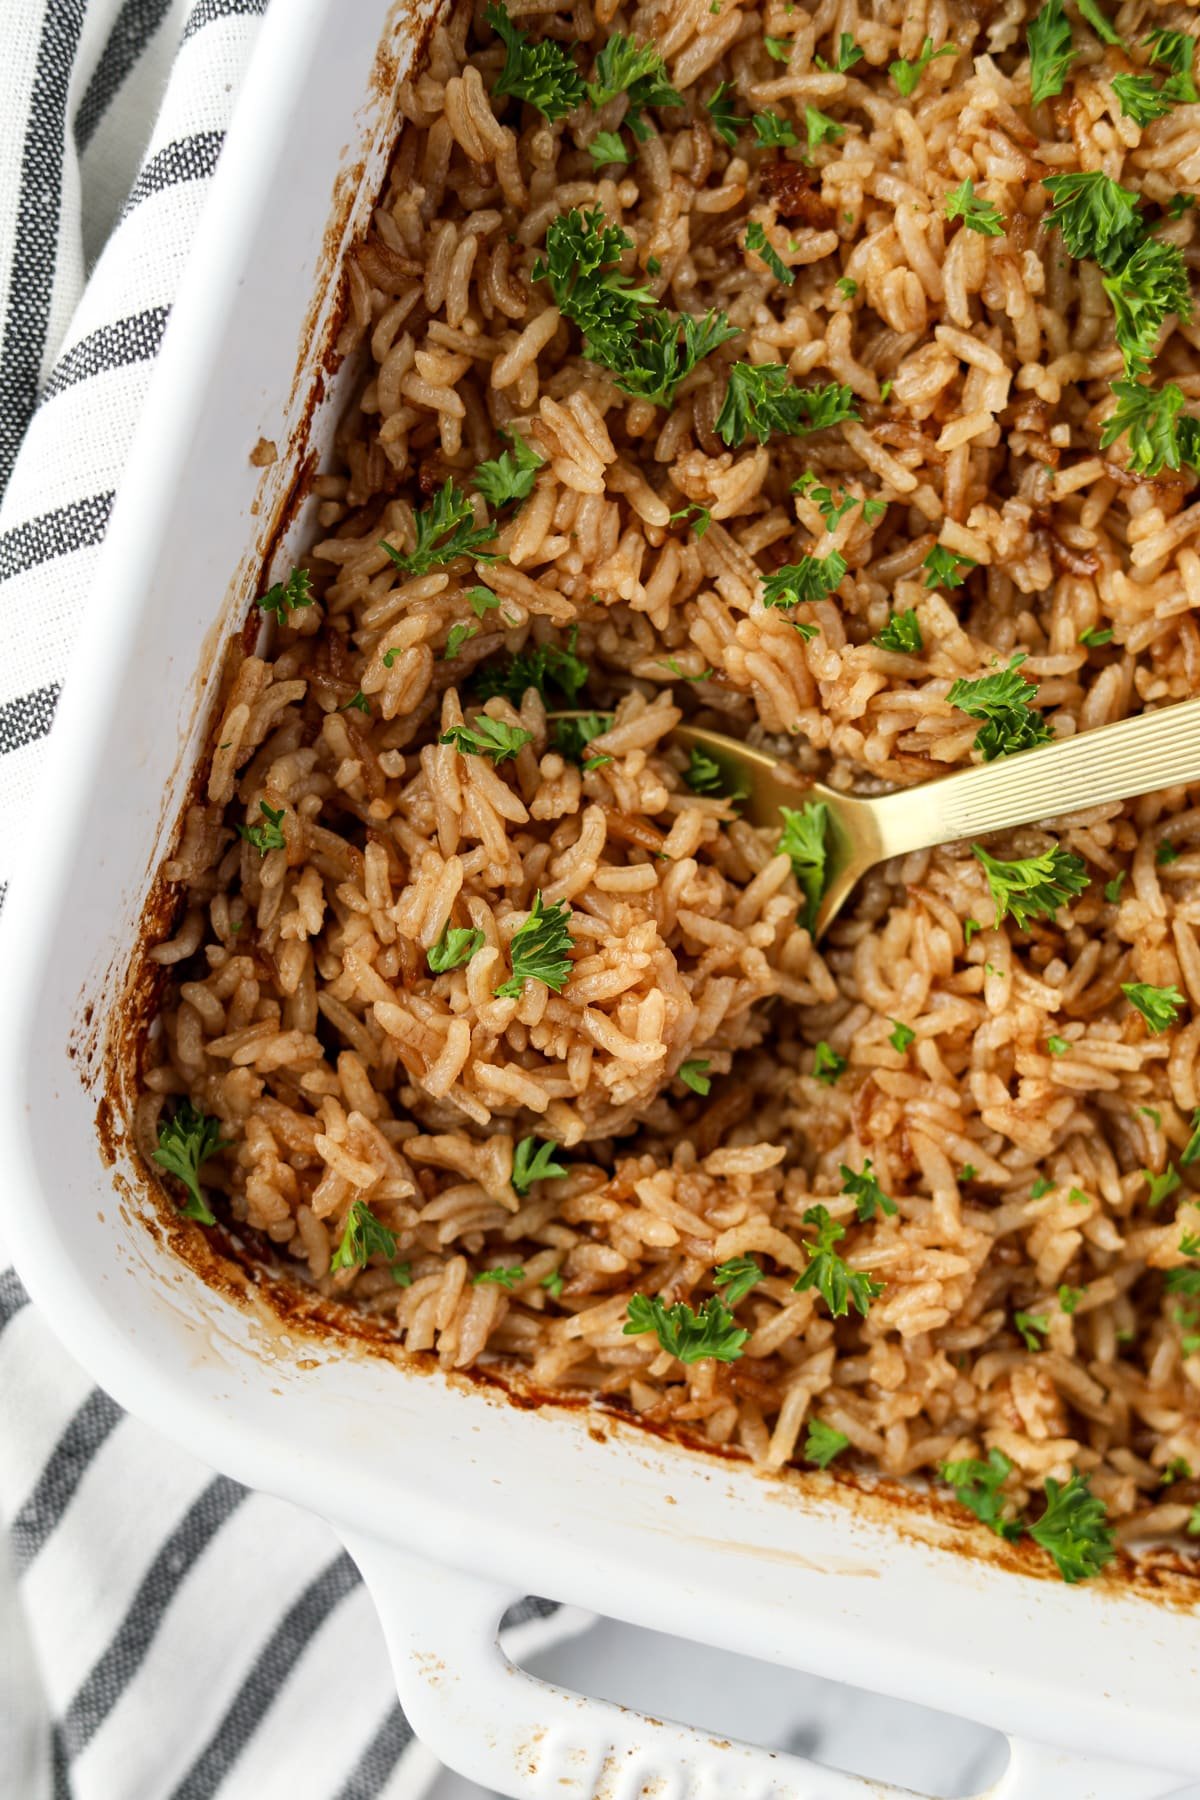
[139,0,1200,1543]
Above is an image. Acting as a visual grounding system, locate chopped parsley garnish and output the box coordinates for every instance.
[1047,1035,1070,1056]
[764,35,791,62]
[889,36,956,98]
[624,1292,749,1362]
[486,2,584,120]
[777,801,828,929]
[494,891,574,999]
[533,209,654,349]
[1157,841,1180,867]
[876,610,923,653]
[713,1255,764,1305]
[841,1159,896,1221]
[382,480,499,577]
[511,1136,567,1196]
[542,1270,565,1298]
[745,220,793,286]
[440,717,533,764]
[588,130,630,165]
[963,917,982,946]
[816,33,863,73]
[705,81,741,145]
[239,801,286,856]
[1121,981,1185,1034]
[1181,1107,1200,1167]
[1144,27,1199,102]
[427,923,485,973]
[947,655,1053,761]
[443,624,477,661]
[670,502,712,538]
[805,1419,850,1468]
[1112,73,1173,126]
[330,1200,399,1272]
[813,1041,846,1085]
[889,1019,915,1053]
[752,110,797,148]
[259,566,314,622]
[684,747,723,795]
[804,105,844,150]
[1143,1164,1181,1208]
[945,178,1005,236]
[1031,1176,1054,1199]
[467,585,503,618]
[1041,171,1142,268]
[1027,0,1076,105]
[473,1265,526,1289]
[762,551,848,616]
[611,306,739,409]
[476,630,588,706]
[835,277,858,300]
[1104,870,1127,903]
[1014,1309,1050,1351]
[923,543,976,589]
[587,33,683,139]
[973,842,1088,931]
[940,1448,1022,1539]
[1077,0,1121,45]
[715,366,859,447]
[1078,624,1113,647]
[794,1205,883,1318]
[678,1058,712,1095]
[340,690,370,715]
[474,431,544,509]
[1029,1475,1115,1583]
[153,1102,228,1225]
[551,711,613,763]
[1167,1265,1200,1299]
[1099,380,1200,477]
[391,1263,412,1288]
[1101,236,1191,377]
[1058,1284,1085,1314]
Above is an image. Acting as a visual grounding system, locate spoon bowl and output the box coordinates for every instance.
[552,698,1200,937]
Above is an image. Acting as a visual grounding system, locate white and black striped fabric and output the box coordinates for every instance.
[0,6,574,1796]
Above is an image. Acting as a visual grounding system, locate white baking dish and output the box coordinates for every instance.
[0,3,1197,1794]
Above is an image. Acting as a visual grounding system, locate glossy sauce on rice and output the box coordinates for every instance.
[138,0,1200,1564]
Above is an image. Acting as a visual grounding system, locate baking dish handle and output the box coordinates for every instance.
[343,1532,1179,1800]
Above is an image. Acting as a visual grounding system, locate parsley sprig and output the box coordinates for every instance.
[1027,0,1076,104]
[973,842,1089,931]
[876,610,923,653]
[1029,1475,1116,1583]
[239,800,286,856]
[945,178,1005,236]
[841,1160,896,1222]
[511,1136,568,1196]
[428,923,485,973]
[940,1448,1023,1540]
[475,431,543,510]
[440,717,533,764]
[794,1205,883,1318]
[777,801,828,930]
[713,1255,764,1305]
[1121,981,1184,1035]
[331,1200,399,1272]
[486,2,584,121]
[805,1419,850,1467]
[587,33,682,140]
[495,891,574,999]
[890,36,956,98]
[762,552,848,611]
[624,1292,749,1363]
[153,1102,228,1225]
[382,481,499,578]
[947,655,1053,761]
[716,367,859,447]
[476,630,588,706]
[259,567,313,622]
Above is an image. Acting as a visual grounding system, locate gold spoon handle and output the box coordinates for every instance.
[868,696,1200,859]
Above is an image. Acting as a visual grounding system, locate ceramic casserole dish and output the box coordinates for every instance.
[0,2,1198,1794]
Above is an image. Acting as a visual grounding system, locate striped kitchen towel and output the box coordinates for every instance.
[0,5,579,1797]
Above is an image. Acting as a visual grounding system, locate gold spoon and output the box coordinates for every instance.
[552,701,1200,937]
